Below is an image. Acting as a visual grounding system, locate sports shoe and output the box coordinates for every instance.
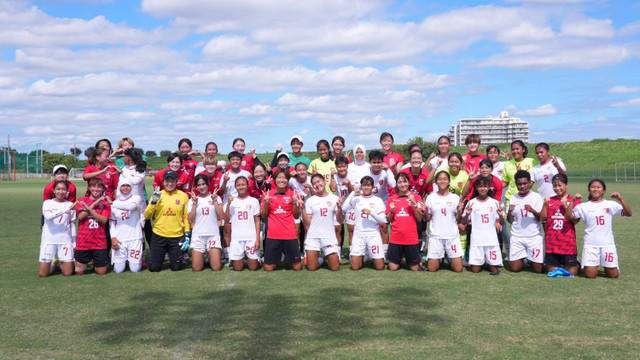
[462,258,469,267]
[50,259,59,273]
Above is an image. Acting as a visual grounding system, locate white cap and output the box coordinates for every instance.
[53,164,68,174]
[277,152,290,160]
[290,135,303,144]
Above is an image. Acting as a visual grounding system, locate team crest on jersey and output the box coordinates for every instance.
[419,179,424,185]
[446,202,452,207]
[489,207,493,212]
[458,182,463,188]
[208,200,214,205]
[246,204,252,210]
[497,170,503,176]
[378,180,384,185]
[369,202,375,207]
[284,197,291,204]
[604,208,610,214]
[176,199,180,205]
[326,201,332,207]
[241,161,247,166]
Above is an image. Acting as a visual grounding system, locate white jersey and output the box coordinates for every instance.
[289,176,312,199]
[573,200,624,246]
[188,195,221,236]
[118,166,146,201]
[109,195,143,241]
[429,155,449,192]
[333,173,351,199]
[532,159,566,198]
[491,161,507,204]
[110,195,143,242]
[344,194,386,235]
[508,191,543,237]
[42,199,76,245]
[401,162,425,170]
[222,170,251,206]
[369,169,396,202]
[305,193,340,239]
[467,197,501,247]
[426,192,460,238]
[347,162,371,190]
[228,196,260,242]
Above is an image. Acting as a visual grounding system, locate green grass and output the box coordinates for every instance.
[2,176,639,359]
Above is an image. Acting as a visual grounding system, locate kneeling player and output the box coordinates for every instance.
[188,174,224,271]
[303,174,343,271]
[75,178,111,275]
[40,180,77,277]
[462,177,505,274]
[425,171,465,272]
[344,176,387,271]
[226,176,261,271]
[110,179,144,273]
[507,170,544,273]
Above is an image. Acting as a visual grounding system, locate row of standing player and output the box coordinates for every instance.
[39,134,632,276]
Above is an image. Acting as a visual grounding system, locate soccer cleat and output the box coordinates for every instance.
[490,270,500,275]
[462,258,469,267]
[50,259,59,273]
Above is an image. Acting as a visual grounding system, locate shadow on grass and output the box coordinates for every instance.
[88,284,449,358]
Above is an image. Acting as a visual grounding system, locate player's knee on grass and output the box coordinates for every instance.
[605,267,619,278]
[263,264,276,271]
[62,262,74,276]
[148,262,162,272]
[129,262,142,273]
[113,262,126,273]
[95,266,108,275]
[471,265,482,273]
[510,259,523,272]
[75,262,87,274]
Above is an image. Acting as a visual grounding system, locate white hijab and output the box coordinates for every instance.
[353,144,367,166]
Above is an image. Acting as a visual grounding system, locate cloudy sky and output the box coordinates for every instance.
[1,0,639,155]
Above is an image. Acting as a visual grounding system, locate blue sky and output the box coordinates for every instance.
[1,0,639,155]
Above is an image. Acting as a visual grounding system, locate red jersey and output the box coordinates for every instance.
[464,153,486,175]
[466,175,503,201]
[75,197,111,250]
[544,195,579,255]
[400,168,432,197]
[261,188,297,240]
[333,153,353,163]
[386,193,422,245]
[181,158,199,183]
[249,177,272,201]
[383,152,405,167]
[43,180,77,203]
[83,164,119,201]
[194,170,223,196]
[153,168,191,194]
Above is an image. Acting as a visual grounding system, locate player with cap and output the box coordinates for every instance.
[271,135,311,171]
[144,170,191,272]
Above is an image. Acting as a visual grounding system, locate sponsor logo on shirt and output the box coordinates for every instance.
[274,205,287,214]
[165,207,176,216]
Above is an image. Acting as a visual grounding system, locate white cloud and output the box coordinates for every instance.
[612,98,640,107]
[609,86,640,94]
[516,104,557,116]
[202,35,265,60]
[561,18,614,39]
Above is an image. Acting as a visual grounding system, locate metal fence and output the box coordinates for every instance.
[615,162,640,183]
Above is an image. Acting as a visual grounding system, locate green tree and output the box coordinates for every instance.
[145,150,157,158]
[160,150,172,157]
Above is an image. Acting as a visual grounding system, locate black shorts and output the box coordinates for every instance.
[545,253,578,268]
[387,243,421,266]
[75,249,110,268]
[264,239,301,265]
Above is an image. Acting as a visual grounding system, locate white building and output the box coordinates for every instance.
[448,111,530,146]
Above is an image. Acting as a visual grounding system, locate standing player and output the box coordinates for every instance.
[502,140,537,204]
[177,138,199,184]
[507,170,544,273]
[379,132,404,176]
[270,136,311,171]
[343,176,387,271]
[347,144,370,190]
[308,140,336,193]
[330,156,353,257]
[225,176,261,271]
[109,178,144,273]
[531,142,567,199]
[231,138,260,172]
[261,169,304,271]
[331,136,352,162]
[385,173,424,271]
[540,174,580,275]
[461,177,506,274]
[425,136,451,174]
[565,179,633,279]
[195,141,227,174]
[153,152,191,193]
[290,161,314,256]
[302,174,344,271]
[40,180,76,277]
[463,133,486,176]
[144,170,191,272]
[75,178,111,275]
[43,165,77,203]
[425,171,465,272]
[188,174,224,271]
[83,147,119,201]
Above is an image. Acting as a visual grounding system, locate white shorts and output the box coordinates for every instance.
[229,240,261,261]
[39,243,73,263]
[582,244,619,269]
[294,214,301,224]
[191,234,222,253]
[350,233,384,259]
[510,235,544,263]
[305,237,340,256]
[345,209,356,226]
[112,239,143,264]
[427,237,463,259]
[469,245,503,267]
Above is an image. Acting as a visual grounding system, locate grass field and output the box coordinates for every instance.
[1,177,639,359]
